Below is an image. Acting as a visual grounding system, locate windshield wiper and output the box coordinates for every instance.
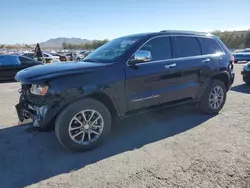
[83,58,113,64]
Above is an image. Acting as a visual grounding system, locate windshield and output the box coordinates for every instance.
[83,36,141,63]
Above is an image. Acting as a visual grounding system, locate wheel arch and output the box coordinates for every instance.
[197,72,230,99]
[86,92,120,119]
[60,91,120,119]
[211,72,230,91]
[43,91,120,131]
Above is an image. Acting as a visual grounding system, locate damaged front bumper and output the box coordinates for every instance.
[16,102,51,127]
[16,85,62,129]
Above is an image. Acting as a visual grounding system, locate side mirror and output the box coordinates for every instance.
[128,50,152,66]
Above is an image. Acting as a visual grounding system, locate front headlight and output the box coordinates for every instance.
[30,84,49,95]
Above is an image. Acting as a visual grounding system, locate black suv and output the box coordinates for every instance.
[15,31,235,152]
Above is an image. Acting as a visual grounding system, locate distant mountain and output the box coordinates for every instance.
[40,37,91,48]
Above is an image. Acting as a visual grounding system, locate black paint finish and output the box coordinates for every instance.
[15,31,234,128]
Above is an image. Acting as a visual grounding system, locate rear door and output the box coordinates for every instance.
[198,37,224,70]
[169,36,206,99]
[170,36,223,100]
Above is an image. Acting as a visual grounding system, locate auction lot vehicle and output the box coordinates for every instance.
[0,55,42,81]
[46,52,68,62]
[42,52,60,63]
[23,52,61,63]
[233,49,250,63]
[241,61,250,84]
[15,31,235,152]
[65,52,84,61]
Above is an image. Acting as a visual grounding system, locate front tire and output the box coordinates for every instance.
[199,80,227,114]
[55,98,111,152]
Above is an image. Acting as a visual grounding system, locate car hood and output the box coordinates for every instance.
[15,61,109,84]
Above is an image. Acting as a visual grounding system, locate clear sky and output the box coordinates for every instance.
[0,0,250,44]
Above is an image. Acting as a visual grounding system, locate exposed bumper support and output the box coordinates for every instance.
[16,100,61,128]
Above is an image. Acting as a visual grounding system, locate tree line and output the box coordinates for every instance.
[0,45,17,49]
[1,31,250,50]
[62,39,109,50]
[212,30,250,49]
[61,31,250,50]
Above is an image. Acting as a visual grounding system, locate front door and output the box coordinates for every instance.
[125,36,183,111]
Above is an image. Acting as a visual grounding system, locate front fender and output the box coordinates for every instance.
[36,88,121,129]
[46,70,126,118]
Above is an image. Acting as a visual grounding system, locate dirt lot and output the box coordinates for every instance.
[0,64,250,188]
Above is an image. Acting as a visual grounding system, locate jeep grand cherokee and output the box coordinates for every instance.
[15,30,235,152]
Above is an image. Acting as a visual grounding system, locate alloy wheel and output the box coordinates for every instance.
[209,86,224,109]
[68,110,104,145]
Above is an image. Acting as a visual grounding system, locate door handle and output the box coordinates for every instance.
[165,63,176,69]
[202,58,210,63]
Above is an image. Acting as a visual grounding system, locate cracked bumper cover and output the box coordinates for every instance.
[16,99,62,128]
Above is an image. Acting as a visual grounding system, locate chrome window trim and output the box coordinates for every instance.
[126,34,225,67]
[134,54,224,67]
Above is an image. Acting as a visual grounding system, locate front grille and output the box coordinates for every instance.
[19,84,31,96]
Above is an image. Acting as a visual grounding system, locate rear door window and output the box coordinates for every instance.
[139,36,172,62]
[199,37,223,55]
[174,36,201,58]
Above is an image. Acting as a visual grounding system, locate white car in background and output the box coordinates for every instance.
[42,52,60,62]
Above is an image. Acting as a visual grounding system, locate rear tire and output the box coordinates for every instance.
[199,80,227,114]
[55,98,111,152]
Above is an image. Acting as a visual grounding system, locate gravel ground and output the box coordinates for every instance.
[0,64,250,188]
